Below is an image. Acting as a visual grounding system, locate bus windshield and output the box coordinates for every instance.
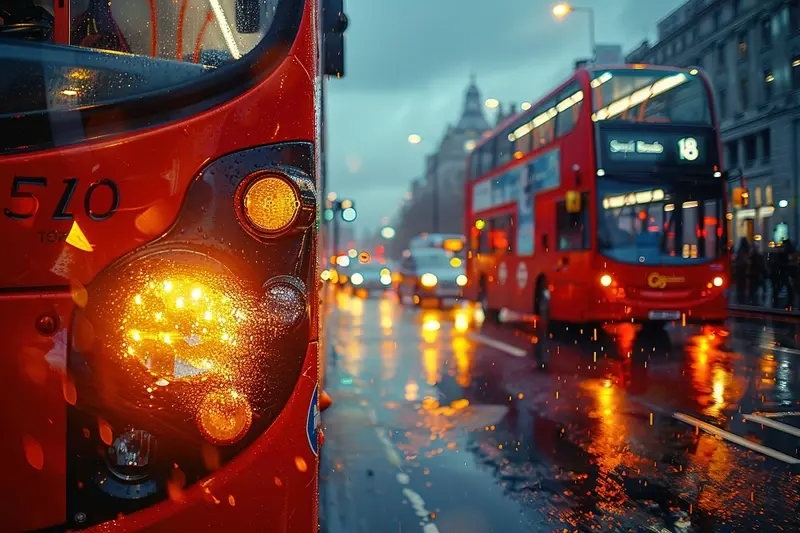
[590,69,712,125]
[597,176,724,265]
[1,0,285,115]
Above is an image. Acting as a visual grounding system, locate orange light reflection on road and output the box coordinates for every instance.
[452,336,471,387]
[405,380,419,402]
[423,347,440,386]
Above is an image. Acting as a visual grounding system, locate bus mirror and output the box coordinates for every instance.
[322,0,348,77]
[235,0,261,33]
[565,190,582,213]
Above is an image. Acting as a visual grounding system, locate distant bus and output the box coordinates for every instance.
[409,233,466,254]
[463,65,729,328]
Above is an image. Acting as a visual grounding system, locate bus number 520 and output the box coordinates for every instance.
[678,137,699,161]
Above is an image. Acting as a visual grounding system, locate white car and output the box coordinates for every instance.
[396,249,467,306]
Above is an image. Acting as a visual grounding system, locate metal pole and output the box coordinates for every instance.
[432,172,439,232]
[581,7,596,62]
[332,203,341,257]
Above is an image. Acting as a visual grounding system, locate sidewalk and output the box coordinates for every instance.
[728,285,799,316]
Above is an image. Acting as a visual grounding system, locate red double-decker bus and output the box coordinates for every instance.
[464,65,729,329]
[0,1,345,531]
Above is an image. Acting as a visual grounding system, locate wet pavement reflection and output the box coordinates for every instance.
[320,288,800,533]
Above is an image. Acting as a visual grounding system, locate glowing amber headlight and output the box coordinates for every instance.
[235,169,316,238]
[420,273,438,287]
[712,276,724,287]
[600,274,613,287]
[243,175,299,233]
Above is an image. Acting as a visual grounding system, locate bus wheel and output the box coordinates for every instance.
[480,281,499,322]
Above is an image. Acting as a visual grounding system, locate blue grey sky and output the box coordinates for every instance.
[325,0,687,233]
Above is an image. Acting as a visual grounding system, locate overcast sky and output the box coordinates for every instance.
[325,0,687,235]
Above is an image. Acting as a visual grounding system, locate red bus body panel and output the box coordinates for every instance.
[465,66,728,324]
[0,2,320,532]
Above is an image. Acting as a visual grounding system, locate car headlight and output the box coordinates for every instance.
[420,273,438,287]
[456,274,467,287]
[380,274,392,285]
[351,273,364,285]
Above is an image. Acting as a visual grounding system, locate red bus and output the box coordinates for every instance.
[0,1,345,531]
[464,65,728,329]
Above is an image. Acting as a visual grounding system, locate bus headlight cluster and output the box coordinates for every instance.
[599,274,613,287]
[79,250,307,447]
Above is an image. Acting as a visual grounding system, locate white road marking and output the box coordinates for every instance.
[373,423,439,532]
[760,344,800,355]
[743,413,800,438]
[673,412,800,464]
[468,333,527,358]
[756,411,800,418]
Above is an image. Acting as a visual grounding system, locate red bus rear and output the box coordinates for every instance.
[464,65,728,327]
[0,1,345,531]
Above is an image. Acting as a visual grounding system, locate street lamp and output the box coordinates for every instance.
[381,226,396,240]
[484,98,499,109]
[408,134,422,144]
[552,3,596,62]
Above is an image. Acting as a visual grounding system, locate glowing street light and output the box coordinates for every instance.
[551,3,595,59]
[408,134,422,144]
[485,98,499,109]
[552,2,572,18]
[327,191,338,202]
[521,102,531,111]
[381,226,396,240]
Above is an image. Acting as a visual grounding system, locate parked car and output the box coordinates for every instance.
[396,249,467,306]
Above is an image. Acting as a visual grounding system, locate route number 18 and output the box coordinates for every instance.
[678,137,700,161]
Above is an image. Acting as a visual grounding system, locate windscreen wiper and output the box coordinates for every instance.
[0,2,54,41]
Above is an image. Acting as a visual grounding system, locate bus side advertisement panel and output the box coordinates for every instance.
[517,148,561,256]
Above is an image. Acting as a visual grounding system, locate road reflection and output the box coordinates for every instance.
[323,289,800,533]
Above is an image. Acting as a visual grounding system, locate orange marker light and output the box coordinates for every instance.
[243,175,300,234]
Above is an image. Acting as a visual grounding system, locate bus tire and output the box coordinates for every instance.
[480,279,499,323]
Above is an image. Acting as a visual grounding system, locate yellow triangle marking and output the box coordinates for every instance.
[66,221,93,252]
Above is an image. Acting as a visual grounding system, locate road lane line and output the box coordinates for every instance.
[744,413,800,438]
[759,344,800,356]
[673,412,800,464]
[468,333,527,358]
[756,411,800,418]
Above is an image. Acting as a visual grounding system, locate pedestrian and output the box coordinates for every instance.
[748,244,766,305]
[734,237,750,305]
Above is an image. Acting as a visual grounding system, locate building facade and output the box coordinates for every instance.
[390,76,491,254]
[626,0,800,247]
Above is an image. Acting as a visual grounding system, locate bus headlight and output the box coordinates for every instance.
[600,274,613,287]
[420,273,438,287]
[712,276,724,287]
[456,274,468,287]
[351,273,364,286]
[74,249,307,445]
[235,169,315,239]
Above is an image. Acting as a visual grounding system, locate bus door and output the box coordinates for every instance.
[485,214,516,310]
[549,193,591,320]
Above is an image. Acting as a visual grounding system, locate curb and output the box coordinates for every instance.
[728,304,799,317]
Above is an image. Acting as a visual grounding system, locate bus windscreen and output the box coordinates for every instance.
[590,69,712,125]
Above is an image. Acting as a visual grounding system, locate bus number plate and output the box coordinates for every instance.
[648,310,680,321]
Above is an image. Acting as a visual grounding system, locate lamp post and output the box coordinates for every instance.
[552,3,596,62]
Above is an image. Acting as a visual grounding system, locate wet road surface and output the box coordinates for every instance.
[319,289,800,533]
